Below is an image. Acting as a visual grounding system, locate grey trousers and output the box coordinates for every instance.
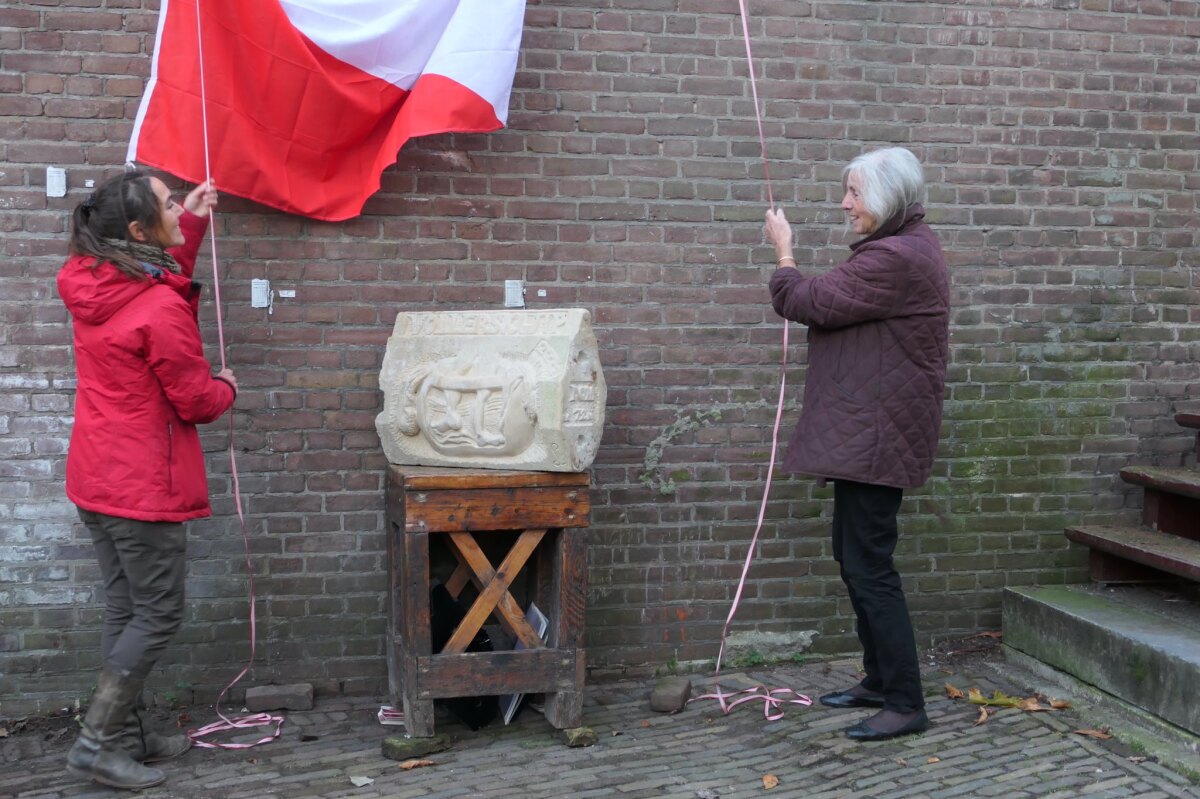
[78,508,187,679]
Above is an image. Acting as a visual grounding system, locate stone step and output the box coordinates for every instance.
[1066,524,1200,583]
[1003,584,1200,736]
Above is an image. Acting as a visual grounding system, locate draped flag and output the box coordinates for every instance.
[128,0,526,221]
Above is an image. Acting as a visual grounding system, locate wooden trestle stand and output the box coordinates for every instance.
[386,465,589,737]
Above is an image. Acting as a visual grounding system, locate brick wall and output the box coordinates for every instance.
[2,0,1198,715]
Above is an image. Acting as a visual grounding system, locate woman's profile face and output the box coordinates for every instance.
[841,172,876,236]
[145,177,185,248]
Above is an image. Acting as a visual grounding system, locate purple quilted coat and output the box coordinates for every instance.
[768,204,949,489]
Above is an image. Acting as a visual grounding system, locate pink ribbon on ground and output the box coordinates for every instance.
[185,0,283,750]
[692,0,810,719]
[691,684,812,721]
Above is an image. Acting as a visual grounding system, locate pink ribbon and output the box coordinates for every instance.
[186,0,283,750]
[736,0,775,210]
[691,685,812,721]
[713,319,789,676]
[696,0,810,719]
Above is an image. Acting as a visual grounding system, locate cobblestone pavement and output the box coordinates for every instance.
[3,655,1198,799]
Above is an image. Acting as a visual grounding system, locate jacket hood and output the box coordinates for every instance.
[58,255,153,326]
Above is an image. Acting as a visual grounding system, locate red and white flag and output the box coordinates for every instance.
[128,0,526,221]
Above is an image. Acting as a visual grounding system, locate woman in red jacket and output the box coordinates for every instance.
[57,170,237,790]
[764,147,950,742]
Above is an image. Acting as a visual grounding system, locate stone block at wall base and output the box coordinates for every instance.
[244,683,314,712]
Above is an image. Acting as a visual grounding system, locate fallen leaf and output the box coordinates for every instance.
[246,757,258,765]
[1074,729,1113,740]
[1050,699,1071,710]
[894,758,909,767]
[1128,756,1147,764]
[927,757,941,764]
[762,773,779,790]
[46,727,71,743]
[974,706,991,726]
[398,759,436,771]
[945,683,965,700]
[968,688,1021,708]
[641,720,651,728]
[349,775,375,787]
[1017,698,1051,712]
[0,727,8,738]
[175,712,191,728]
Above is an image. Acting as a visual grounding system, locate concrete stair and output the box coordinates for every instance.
[1004,584,1200,736]
[1003,411,1200,740]
[1073,413,1200,583]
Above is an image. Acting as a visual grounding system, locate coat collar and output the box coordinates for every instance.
[849,203,926,251]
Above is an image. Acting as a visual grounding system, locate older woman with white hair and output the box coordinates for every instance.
[763,146,950,742]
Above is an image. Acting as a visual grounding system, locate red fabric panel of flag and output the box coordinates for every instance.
[128,0,526,221]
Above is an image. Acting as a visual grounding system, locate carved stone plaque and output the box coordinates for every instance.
[376,309,606,472]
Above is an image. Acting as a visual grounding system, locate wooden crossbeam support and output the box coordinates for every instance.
[386,466,590,737]
[444,540,543,647]
[441,529,546,654]
[445,562,470,598]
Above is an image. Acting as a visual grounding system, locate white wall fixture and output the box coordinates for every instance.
[46,167,67,198]
[251,278,273,313]
[504,279,525,308]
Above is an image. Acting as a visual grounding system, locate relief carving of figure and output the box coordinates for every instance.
[392,357,538,457]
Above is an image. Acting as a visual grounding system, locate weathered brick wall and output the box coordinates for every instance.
[2,0,1197,715]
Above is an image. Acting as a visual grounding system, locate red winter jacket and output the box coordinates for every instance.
[58,211,236,522]
[768,204,949,489]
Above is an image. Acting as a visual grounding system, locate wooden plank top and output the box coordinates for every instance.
[1066,524,1200,582]
[1176,412,1200,431]
[1119,465,1200,501]
[387,464,589,490]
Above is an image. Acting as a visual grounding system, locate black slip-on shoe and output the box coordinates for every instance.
[844,709,930,741]
[818,690,886,709]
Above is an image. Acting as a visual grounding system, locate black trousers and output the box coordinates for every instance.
[78,508,187,679]
[831,480,923,713]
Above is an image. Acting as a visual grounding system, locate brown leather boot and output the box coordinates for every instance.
[66,667,166,790]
